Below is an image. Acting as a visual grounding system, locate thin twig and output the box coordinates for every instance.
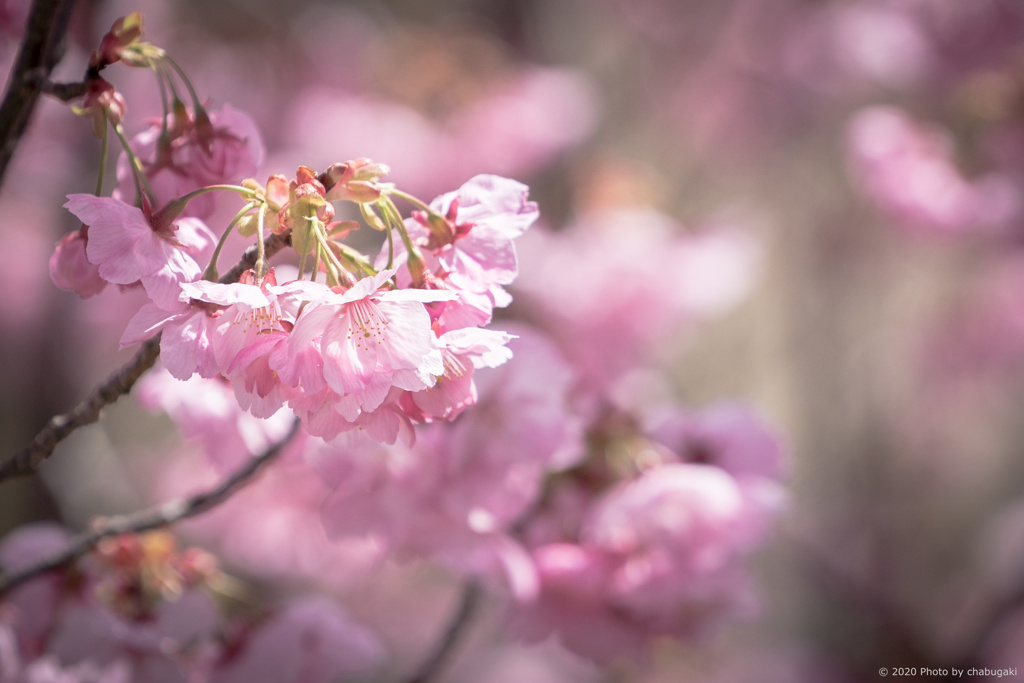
[220,230,292,285]
[407,580,483,683]
[38,78,90,102]
[0,231,293,483]
[0,418,301,597]
[0,0,77,184]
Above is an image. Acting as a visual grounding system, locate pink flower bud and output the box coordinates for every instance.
[323,159,390,203]
[91,11,144,69]
[49,226,106,299]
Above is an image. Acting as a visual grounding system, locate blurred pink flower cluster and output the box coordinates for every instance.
[0,4,794,682]
[0,525,383,682]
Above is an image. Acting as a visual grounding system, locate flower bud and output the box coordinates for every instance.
[91,11,144,69]
[323,159,391,203]
[72,78,126,138]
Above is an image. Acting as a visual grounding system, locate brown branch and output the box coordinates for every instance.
[406,580,483,683]
[0,0,77,184]
[38,78,90,102]
[0,231,293,483]
[0,418,301,597]
[220,230,292,285]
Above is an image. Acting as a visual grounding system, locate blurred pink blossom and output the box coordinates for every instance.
[514,462,773,663]
[114,105,264,220]
[515,207,759,390]
[207,598,384,683]
[845,105,1020,236]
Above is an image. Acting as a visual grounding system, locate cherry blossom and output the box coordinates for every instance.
[48,227,106,299]
[114,105,264,219]
[387,175,539,328]
[284,270,452,414]
[846,105,1020,235]
[63,195,215,310]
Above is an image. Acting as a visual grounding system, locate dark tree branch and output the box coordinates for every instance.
[0,231,293,483]
[37,78,90,102]
[220,230,292,285]
[0,0,77,185]
[407,580,483,683]
[0,418,301,596]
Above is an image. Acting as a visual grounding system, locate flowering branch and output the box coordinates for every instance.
[0,417,301,597]
[0,0,77,183]
[0,230,292,483]
[406,580,483,683]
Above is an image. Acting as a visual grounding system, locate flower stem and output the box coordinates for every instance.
[390,188,435,214]
[94,113,109,196]
[113,122,156,206]
[204,201,258,281]
[160,54,204,113]
[254,203,269,280]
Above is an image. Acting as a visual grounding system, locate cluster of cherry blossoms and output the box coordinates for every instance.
[1,9,789,683]
[47,11,533,447]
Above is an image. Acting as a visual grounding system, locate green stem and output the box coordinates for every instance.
[380,197,420,260]
[113,123,156,207]
[94,114,109,196]
[175,184,262,205]
[204,202,257,281]
[384,207,396,270]
[334,242,377,279]
[161,54,204,111]
[312,224,354,287]
[254,203,268,280]
[150,62,172,135]
[389,188,435,214]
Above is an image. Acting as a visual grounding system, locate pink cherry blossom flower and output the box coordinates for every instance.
[119,270,288,383]
[49,227,106,299]
[226,331,293,419]
[514,462,774,664]
[645,402,788,481]
[514,207,758,390]
[285,270,451,410]
[315,328,581,595]
[846,105,1020,236]
[63,194,215,310]
[449,67,598,178]
[115,105,264,219]
[120,298,221,380]
[582,463,767,610]
[386,175,538,328]
[401,326,514,423]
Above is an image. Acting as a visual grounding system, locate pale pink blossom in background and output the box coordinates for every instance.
[114,105,265,220]
[136,368,299,472]
[515,463,773,663]
[207,598,384,683]
[515,207,758,390]
[845,106,1020,236]
[279,66,595,197]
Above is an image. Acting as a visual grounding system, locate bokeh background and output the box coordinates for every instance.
[5,0,1024,680]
